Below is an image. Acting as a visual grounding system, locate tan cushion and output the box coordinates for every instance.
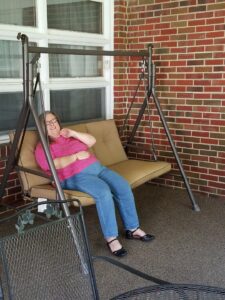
[109,159,171,189]
[9,131,51,193]
[67,123,88,133]
[86,119,127,166]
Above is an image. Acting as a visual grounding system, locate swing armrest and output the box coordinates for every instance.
[15,165,52,179]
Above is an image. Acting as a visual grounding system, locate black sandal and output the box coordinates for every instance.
[107,238,127,257]
[126,227,155,242]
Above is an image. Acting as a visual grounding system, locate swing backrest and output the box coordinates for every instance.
[9,120,127,194]
[9,130,52,193]
[69,119,128,166]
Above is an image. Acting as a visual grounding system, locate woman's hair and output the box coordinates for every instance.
[38,110,61,129]
[38,111,62,144]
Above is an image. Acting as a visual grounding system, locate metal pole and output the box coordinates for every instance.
[127,97,148,145]
[22,34,90,274]
[147,44,153,96]
[151,64,200,212]
[28,46,148,57]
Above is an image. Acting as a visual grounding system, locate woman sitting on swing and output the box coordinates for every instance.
[35,111,155,257]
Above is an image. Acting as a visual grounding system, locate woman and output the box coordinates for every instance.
[35,111,155,257]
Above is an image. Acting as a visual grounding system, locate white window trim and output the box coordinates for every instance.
[0,134,9,144]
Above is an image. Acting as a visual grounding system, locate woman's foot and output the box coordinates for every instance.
[125,227,155,242]
[106,238,127,257]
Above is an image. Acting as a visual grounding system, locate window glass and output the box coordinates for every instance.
[0,0,111,135]
[0,40,22,78]
[0,92,42,132]
[49,44,103,77]
[47,0,102,34]
[50,88,105,123]
[0,40,37,78]
[0,0,36,27]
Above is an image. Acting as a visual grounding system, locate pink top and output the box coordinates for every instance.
[35,136,98,182]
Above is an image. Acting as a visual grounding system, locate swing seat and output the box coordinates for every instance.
[9,119,171,206]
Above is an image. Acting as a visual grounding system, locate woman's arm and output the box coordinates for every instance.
[60,128,96,148]
[53,153,77,169]
[53,151,90,169]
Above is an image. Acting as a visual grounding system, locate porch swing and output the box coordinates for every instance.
[0,34,198,213]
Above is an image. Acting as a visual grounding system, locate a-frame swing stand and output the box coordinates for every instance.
[0,34,200,213]
[123,45,200,212]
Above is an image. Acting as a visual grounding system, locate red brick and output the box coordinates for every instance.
[113,0,225,199]
[200,138,219,145]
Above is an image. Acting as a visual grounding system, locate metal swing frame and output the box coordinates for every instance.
[123,45,200,212]
[0,34,200,212]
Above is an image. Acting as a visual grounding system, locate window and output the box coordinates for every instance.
[0,40,36,78]
[49,44,103,77]
[0,0,36,27]
[0,92,23,131]
[50,88,106,123]
[0,40,22,78]
[47,0,102,34]
[0,0,113,141]
[0,92,41,132]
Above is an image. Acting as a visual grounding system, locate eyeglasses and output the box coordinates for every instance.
[46,118,58,127]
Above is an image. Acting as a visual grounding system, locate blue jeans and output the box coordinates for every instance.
[61,161,139,238]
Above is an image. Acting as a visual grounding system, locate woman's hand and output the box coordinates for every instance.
[60,128,73,138]
[60,128,96,148]
[53,150,90,169]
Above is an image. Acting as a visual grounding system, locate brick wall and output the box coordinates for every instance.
[114,0,225,198]
[0,144,22,210]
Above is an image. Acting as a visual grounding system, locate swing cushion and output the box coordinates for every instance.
[9,119,171,206]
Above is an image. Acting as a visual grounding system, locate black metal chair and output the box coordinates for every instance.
[112,284,225,299]
[0,200,167,300]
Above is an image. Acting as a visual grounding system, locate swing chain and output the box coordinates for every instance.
[142,69,157,161]
[121,57,158,161]
[139,58,148,79]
